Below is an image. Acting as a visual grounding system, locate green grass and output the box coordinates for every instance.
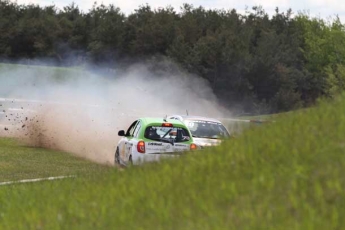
[0,93,344,229]
[221,112,279,135]
[0,138,112,182]
[236,113,278,120]
[221,119,267,135]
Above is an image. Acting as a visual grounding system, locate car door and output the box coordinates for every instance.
[120,120,138,162]
[125,120,144,162]
[127,121,142,160]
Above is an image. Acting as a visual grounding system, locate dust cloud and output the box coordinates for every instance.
[0,61,230,164]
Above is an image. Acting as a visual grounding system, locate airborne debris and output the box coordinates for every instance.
[4,127,8,131]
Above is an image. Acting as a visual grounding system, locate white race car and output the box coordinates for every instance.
[167,115,231,148]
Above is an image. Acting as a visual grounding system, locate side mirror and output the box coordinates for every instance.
[118,130,126,136]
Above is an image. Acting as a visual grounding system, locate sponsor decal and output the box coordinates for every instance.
[147,148,166,152]
[148,142,163,146]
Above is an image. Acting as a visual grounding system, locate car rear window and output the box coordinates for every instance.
[185,120,230,138]
[144,126,191,143]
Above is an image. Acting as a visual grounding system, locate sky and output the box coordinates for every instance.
[14,0,345,22]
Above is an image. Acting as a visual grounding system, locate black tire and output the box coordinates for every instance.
[114,148,120,166]
[128,155,133,166]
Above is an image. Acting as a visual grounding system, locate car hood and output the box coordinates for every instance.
[193,137,222,147]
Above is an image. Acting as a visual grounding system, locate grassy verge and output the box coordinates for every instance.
[236,113,278,120]
[0,138,112,182]
[0,93,344,229]
[221,112,279,134]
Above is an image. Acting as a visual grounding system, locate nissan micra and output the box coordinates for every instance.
[115,117,197,166]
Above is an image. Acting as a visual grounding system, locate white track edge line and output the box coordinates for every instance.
[0,175,76,186]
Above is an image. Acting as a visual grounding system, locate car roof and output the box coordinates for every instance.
[140,117,187,127]
[168,115,223,123]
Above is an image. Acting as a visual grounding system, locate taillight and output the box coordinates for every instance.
[162,123,173,127]
[190,143,197,150]
[137,141,145,154]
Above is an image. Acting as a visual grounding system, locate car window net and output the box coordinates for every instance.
[144,126,191,143]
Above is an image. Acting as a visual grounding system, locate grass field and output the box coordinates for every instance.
[0,138,113,182]
[0,91,344,229]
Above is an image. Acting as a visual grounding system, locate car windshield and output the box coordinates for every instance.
[184,120,230,139]
[144,126,191,143]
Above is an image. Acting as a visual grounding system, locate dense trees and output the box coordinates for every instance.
[0,0,344,114]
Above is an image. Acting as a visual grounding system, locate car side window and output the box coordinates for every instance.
[126,120,138,137]
[133,121,142,138]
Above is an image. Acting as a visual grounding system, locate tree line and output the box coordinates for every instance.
[0,0,345,114]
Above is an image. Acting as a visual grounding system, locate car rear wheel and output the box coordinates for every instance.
[128,155,133,166]
[114,148,120,166]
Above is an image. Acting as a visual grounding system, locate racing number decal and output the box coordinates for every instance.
[125,142,133,159]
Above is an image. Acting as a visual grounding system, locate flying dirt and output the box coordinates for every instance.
[0,61,231,164]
